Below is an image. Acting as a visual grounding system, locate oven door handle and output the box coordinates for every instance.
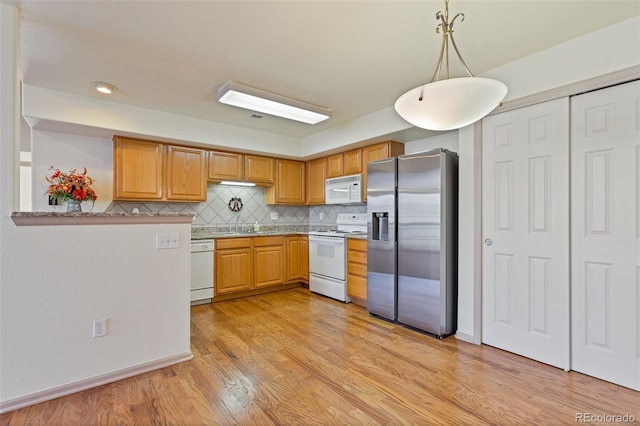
[309,237,344,245]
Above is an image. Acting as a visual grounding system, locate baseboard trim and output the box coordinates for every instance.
[455,331,478,344]
[0,351,194,414]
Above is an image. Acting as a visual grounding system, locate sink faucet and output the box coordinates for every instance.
[235,214,245,233]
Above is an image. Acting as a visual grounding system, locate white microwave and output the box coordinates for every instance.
[325,174,363,204]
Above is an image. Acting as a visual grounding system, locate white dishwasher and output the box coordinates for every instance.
[190,239,214,305]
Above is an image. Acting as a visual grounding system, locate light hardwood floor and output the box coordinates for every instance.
[2,288,639,425]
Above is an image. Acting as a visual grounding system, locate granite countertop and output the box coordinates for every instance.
[346,233,367,240]
[192,230,310,240]
[191,225,335,240]
[11,211,195,226]
[191,226,368,240]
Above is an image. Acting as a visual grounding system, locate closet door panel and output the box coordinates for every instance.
[571,80,640,390]
[482,98,570,370]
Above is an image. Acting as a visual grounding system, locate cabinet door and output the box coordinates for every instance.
[306,157,326,205]
[267,159,306,204]
[326,153,344,178]
[113,137,164,200]
[300,236,309,283]
[362,141,403,201]
[208,151,243,181]
[347,239,368,301]
[286,236,301,282]
[166,145,207,201]
[245,155,274,184]
[343,148,362,175]
[254,245,285,288]
[215,247,253,295]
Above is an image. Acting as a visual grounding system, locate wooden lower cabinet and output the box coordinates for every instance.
[254,236,285,288]
[300,236,309,283]
[215,238,253,295]
[214,235,306,301]
[347,238,368,307]
[285,235,309,284]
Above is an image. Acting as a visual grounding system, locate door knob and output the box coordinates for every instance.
[484,238,493,247]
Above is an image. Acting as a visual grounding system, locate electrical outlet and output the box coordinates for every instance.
[156,233,179,249]
[270,212,278,221]
[92,319,107,338]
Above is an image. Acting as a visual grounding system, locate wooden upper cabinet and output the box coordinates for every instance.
[208,151,243,181]
[113,136,164,201]
[362,141,404,201]
[245,155,274,185]
[343,148,363,175]
[266,159,306,204]
[362,141,404,164]
[326,153,344,178]
[306,157,326,205]
[166,145,207,202]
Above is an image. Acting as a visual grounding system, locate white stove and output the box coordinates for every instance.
[309,213,368,237]
[308,213,367,302]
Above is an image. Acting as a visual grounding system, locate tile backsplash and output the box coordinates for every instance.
[107,183,366,229]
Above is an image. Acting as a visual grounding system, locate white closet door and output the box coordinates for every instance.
[571,80,640,390]
[482,98,570,370]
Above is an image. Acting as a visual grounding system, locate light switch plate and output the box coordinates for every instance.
[270,212,278,221]
[156,233,179,249]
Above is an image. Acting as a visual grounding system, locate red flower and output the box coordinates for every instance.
[45,166,97,205]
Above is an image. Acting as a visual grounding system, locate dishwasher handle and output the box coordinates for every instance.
[191,240,214,253]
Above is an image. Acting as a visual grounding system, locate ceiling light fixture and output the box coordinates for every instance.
[94,82,117,94]
[394,0,507,131]
[216,81,331,125]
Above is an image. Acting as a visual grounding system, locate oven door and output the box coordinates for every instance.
[309,235,346,281]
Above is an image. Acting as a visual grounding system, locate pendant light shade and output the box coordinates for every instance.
[395,0,507,131]
[395,77,507,131]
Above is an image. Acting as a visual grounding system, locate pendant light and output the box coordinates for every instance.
[394,0,507,131]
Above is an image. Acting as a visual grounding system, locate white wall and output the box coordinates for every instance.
[0,221,192,407]
[31,130,113,212]
[484,16,640,102]
[22,84,302,159]
[404,131,459,155]
[1,4,191,412]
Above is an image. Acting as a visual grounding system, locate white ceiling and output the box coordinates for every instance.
[7,0,640,143]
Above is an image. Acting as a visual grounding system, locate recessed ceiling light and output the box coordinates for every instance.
[94,82,117,94]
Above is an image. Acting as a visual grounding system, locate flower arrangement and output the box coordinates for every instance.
[46,166,98,204]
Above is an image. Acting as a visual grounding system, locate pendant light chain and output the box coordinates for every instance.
[430,0,474,84]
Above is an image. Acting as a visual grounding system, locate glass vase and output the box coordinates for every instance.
[66,199,82,213]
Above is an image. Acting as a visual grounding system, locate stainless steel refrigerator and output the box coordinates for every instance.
[367,149,458,338]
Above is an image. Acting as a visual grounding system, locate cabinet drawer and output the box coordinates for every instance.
[347,274,367,299]
[348,262,367,277]
[253,236,284,247]
[347,249,367,265]
[216,238,252,250]
[348,239,367,251]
